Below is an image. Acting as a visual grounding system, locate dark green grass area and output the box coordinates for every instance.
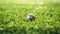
[0,4,60,34]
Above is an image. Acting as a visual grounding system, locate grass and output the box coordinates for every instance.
[0,3,60,34]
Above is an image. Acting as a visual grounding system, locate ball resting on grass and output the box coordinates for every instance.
[26,14,35,21]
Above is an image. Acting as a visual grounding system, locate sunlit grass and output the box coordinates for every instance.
[0,0,60,4]
[0,0,60,34]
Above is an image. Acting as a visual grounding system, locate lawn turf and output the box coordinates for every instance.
[0,3,60,34]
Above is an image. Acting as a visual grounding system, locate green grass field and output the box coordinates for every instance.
[0,3,60,34]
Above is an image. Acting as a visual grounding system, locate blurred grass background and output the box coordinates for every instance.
[0,0,60,4]
[0,0,60,34]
